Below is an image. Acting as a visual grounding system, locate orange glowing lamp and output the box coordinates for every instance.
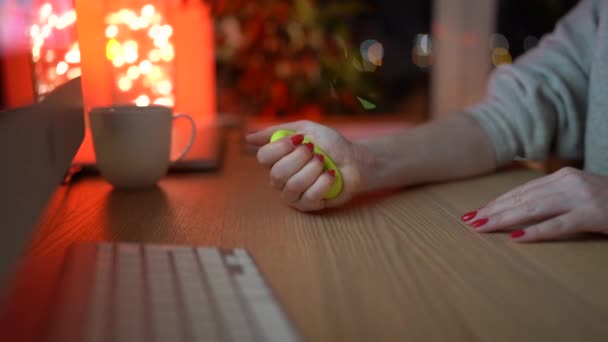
[1,0,216,165]
[73,0,216,164]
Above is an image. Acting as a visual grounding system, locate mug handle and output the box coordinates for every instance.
[171,113,197,162]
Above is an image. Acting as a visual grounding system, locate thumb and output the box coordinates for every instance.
[245,121,311,146]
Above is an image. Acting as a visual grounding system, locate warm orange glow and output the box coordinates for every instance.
[156,80,172,95]
[101,5,174,107]
[112,55,125,67]
[118,77,133,91]
[65,43,80,64]
[139,60,152,74]
[56,61,68,75]
[127,66,140,80]
[153,97,174,107]
[29,3,80,98]
[105,25,118,39]
[141,5,155,18]
[135,95,150,107]
[106,38,121,60]
[70,1,216,164]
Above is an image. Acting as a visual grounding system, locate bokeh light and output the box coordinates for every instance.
[360,39,384,68]
[118,77,133,91]
[490,33,509,50]
[104,5,174,107]
[412,33,434,68]
[29,3,81,98]
[492,47,512,66]
[135,95,150,107]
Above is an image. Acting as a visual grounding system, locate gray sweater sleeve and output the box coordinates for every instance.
[467,0,597,167]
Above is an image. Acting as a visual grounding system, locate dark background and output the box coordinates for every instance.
[0,0,579,113]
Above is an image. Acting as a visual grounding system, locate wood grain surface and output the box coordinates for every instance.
[3,131,608,342]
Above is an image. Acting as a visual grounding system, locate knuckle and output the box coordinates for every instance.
[512,189,525,206]
[520,200,538,215]
[256,150,268,165]
[283,178,304,194]
[536,216,570,237]
[302,191,320,204]
[269,168,285,187]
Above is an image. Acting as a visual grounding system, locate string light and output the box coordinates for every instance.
[67,67,82,79]
[136,95,150,107]
[29,4,81,97]
[118,77,133,91]
[29,3,175,106]
[105,25,119,39]
[153,97,174,107]
[56,62,68,76]
[141,5,155,18]
[139,60,153,74]
[127,66,140,80]
[102,4,175,106]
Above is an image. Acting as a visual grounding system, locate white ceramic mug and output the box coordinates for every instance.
[89,105,196,189]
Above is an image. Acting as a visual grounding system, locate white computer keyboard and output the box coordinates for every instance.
[47,242,301,342]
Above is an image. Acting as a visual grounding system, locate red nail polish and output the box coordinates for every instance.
[471,218,489,228]
[316,154,325,163]
[304,143,314,152]
[510,230,525,239]
[461,211,478,222]
[327,169,336,177]
[291,134,304,145]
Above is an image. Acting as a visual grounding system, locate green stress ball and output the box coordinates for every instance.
[270,129,343,199]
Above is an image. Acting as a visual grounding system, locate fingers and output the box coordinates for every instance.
[257,134,305,167]
[281,154,325,204]
[269,143,314,188]
[290,171,336,211]
[462,169,573,231]
[459,167,597,243]
[474,192,569,233]
[509,214,579,242]
[482,169,572,216]
[246,121,313,146]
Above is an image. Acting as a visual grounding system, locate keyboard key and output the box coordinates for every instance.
[52,243,301,342]
[197,248,258,341]
[116,244,145,342]
[172,248,220,341]
[144,245,185,342]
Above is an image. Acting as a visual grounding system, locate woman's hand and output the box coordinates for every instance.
[246,121,365,212]
[462,167,608,242]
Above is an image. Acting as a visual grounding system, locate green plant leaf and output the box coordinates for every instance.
[357,96,377,110]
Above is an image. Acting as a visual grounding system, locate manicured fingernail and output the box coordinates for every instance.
[510,230,525,239]
[461,211,478,222]
[327,169,336,177]
[291,134,304,145]
[304,143,314,152]
[316,154,324,163]
[471,218,489,228]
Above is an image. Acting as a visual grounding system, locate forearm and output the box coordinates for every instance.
[354,114,498,192]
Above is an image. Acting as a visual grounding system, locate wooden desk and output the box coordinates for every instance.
[4,132,608,341]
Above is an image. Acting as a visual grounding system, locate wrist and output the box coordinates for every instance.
[352,141,385,193]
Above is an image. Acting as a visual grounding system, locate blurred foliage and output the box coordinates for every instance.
[211,0,380,118]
